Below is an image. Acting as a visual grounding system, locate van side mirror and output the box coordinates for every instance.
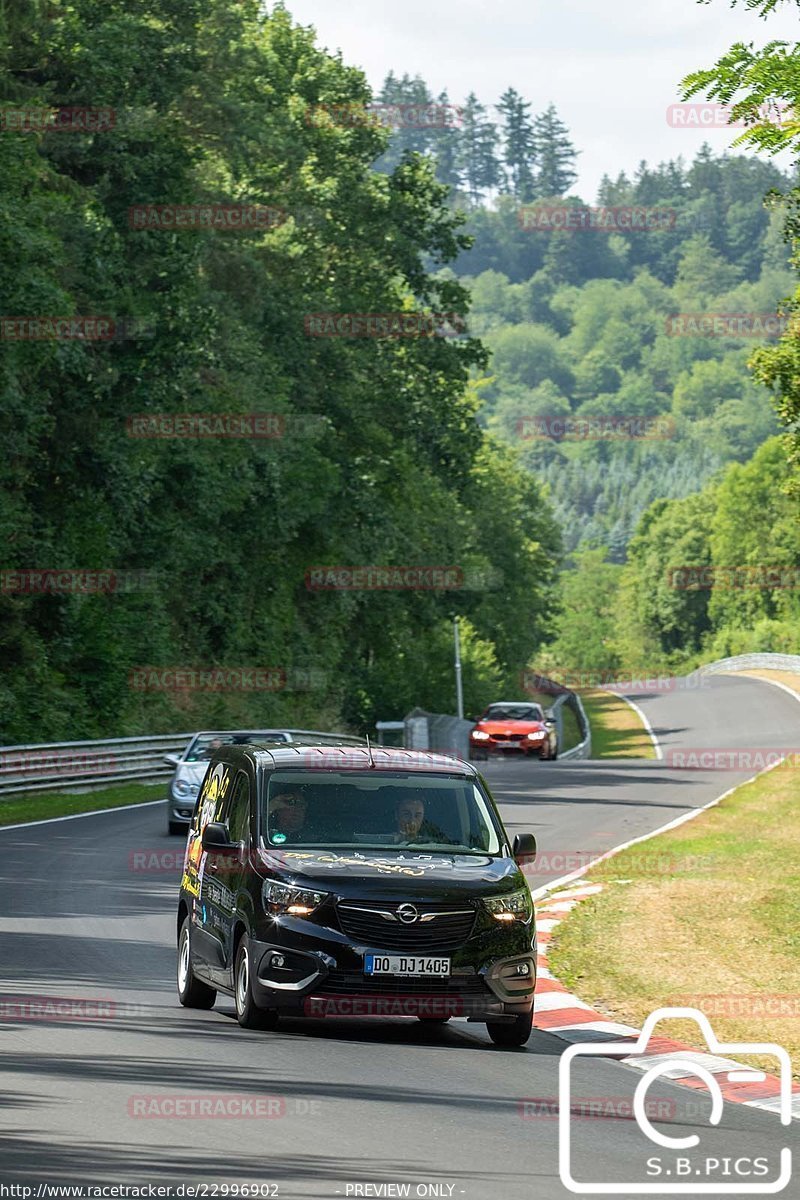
[512,833,537,862]
[202,822,233,851]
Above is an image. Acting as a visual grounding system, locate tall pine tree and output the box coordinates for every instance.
[532,103,578,197]
[458,92,501,206]
[375,72,435,173]
[430,88,464,196]
[497,87,536,199]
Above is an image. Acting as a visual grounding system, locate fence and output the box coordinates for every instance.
[0,728,367,798]
[700,653,800,675]
[0,733,192,797]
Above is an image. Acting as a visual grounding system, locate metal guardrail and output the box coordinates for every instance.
[700,653,800,675]
[0,733,194,796]
[551,691,592,761]
[0,728,368,797]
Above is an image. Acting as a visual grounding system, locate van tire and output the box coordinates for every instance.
[235,937,279,1030]
[486,1009,533,1047]
[177,917,216,1009]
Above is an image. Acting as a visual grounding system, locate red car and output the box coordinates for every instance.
[469,702,558,761]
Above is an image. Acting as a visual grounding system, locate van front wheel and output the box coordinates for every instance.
[486,1009,533,1047]
[235,937,279,1030]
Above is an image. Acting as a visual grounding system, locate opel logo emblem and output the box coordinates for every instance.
[396,903,419,924]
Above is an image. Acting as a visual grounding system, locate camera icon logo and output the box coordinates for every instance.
[558,1006,793,1194]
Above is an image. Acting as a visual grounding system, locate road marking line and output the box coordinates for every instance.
[529,755,787,902]
[535,992,594,1013]
[0,797,165,833]
[608,689,662,759]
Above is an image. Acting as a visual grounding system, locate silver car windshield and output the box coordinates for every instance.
[261,771,502,855]
[184,732,290,762]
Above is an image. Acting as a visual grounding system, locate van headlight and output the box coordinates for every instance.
[484,890,532,922]
[262,880,329,916]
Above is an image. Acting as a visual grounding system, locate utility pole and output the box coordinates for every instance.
[454,617,464,719]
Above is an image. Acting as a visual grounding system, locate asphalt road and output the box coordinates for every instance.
[1,673,798,1199]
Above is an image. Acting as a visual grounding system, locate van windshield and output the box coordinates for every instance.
[261,771,502,855]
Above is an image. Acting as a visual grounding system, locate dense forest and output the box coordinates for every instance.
[3,1,800,743]
[372,73,794,558]
[372,70,800,673]
[0,1,561,742]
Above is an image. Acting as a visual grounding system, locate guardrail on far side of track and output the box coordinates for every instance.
[700,652,800,676]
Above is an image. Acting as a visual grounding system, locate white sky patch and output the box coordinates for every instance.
[281,0,799,198]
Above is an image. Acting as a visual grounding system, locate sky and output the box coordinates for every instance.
[279,0,799,199]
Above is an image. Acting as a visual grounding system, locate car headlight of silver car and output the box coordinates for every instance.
[484,889,533,922]
[262,880,329,916]
[172,779,199,800]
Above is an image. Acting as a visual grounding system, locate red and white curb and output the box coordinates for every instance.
[533,882,800,1120]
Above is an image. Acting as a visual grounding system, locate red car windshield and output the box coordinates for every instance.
[480,704,543,722]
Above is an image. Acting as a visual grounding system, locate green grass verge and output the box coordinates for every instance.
[0,781,166,827]
[580,688,655,759]
[549,763,800,1078]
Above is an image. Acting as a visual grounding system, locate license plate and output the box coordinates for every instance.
[364,954,450,977]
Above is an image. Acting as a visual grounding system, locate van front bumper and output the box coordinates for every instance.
[247,937,535,1020]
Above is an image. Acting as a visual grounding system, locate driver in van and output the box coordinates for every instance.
[268,788,309,842]
[393,793,426,842]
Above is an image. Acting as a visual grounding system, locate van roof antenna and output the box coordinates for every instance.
[365,734,376,768]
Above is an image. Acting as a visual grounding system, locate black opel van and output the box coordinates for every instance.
[176,744,538,1046]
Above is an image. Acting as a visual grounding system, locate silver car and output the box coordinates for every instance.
[165,729,367,834]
